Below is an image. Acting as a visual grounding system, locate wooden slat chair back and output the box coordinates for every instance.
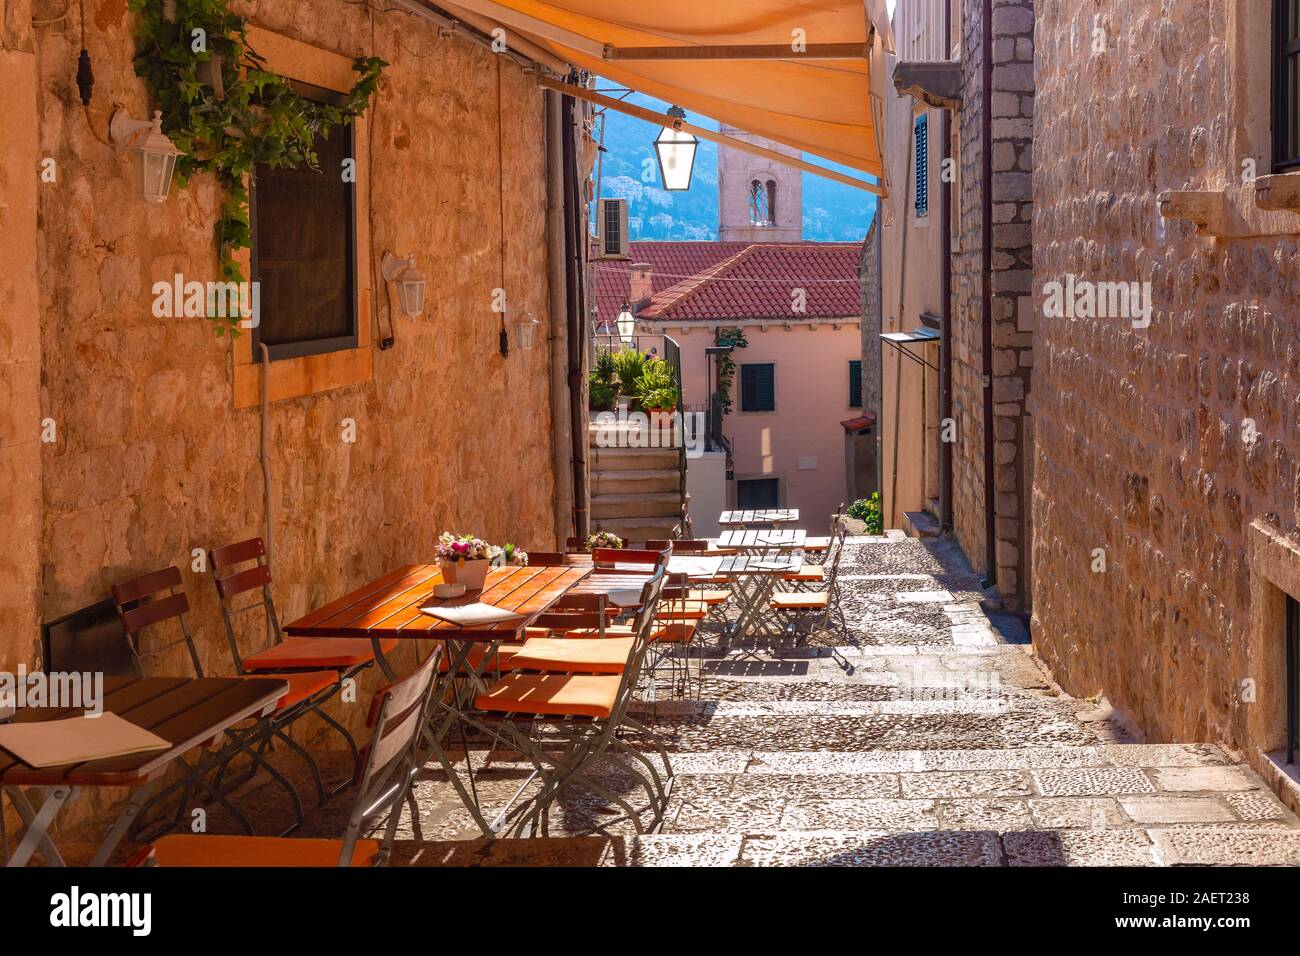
[111,566,205,678]
[526,552,569,567]
[531,592,611,636]
[591,547,670,574]
[341,648,441,866]
[209,537,280,674]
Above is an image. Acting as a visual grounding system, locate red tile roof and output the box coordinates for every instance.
[591,241,863,328]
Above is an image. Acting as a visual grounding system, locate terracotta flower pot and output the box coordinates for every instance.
[440,558,489,591]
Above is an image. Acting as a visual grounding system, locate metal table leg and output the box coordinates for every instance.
[5,785,76,867]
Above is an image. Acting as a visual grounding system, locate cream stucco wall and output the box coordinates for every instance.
[878,0,947,528]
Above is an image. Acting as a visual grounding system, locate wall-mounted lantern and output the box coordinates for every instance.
[381,252,427,318]
[515,313,540,351]
[653,106,699,192]
[616,300,635,346]
[109,109,181,203]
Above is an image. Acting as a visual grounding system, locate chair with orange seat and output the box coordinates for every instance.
[110,566,317,837]
[137,646,441,867]
[769,517,849,641]
[209,537,394,804]
[800,504,847,565]
[470,564,674,837]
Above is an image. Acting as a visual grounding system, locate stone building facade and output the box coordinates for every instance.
[1031,0,1300,782]
[1,0,579,833]
[948,0,1035,610]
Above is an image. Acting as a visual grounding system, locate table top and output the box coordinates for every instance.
[283,564,591,641]
[0,676,287,788]
[717,554,804,575]
[719,509,800,526]
[716,528,808,549]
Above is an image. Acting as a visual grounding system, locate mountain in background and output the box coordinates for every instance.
[594,86,877,242]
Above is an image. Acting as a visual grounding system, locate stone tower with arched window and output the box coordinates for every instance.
[716,124,803,242]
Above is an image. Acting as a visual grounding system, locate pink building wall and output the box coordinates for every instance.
[662,322,862,530]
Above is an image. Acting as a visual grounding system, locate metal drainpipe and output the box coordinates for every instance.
[981,0,997,588]
[560,90,590,538]
[939,0,954,534]
[545,90,575,547]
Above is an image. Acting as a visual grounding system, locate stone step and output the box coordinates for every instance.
[591,492,682,519]
[592,468,680,496]
[589,446,680,471]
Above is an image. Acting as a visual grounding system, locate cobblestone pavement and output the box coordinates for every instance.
[169,533,1300,866]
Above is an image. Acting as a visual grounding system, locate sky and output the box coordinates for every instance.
[594,84,879,243]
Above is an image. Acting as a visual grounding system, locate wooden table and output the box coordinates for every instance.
[716,528,808,551]
[284,564,591,678]
[283,563,591,836]
[1,676,287,867]
[719,508,800,527]
[714,554,805,642]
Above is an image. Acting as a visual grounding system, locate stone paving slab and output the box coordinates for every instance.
[737,831,1005,867]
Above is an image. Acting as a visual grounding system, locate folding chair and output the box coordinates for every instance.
[136,647,441,867]
[209,538,394,804]
[769,518,849,641]
[469,566,675,837]
[783,514,849,590]
[110,567,313,837]
[801,504,847,565]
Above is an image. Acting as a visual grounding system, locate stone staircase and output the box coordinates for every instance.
[588,423,684,544]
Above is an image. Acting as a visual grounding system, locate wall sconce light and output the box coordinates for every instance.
[515,313,540,351]
[109,109,181,203]
[616,300,636,346]
[381,252,427,318]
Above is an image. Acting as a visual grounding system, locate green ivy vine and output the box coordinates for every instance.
[713,327,749,414]
[128,0,385,335]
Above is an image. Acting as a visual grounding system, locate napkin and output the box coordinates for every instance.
[419,602,526,626]
[0,713,170,768]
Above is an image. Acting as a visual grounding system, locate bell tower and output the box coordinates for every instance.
[717,125,804,242]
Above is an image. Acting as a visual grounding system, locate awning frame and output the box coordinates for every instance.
[538,76,884,196]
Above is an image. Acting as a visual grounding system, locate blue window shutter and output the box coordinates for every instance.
[914,114,929,218]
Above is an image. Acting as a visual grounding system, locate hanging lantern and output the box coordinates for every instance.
[616,301,636,346]
[653,106,699,192]
[381,252,427,318]
[109,109,181,203]
[515,313,540,351]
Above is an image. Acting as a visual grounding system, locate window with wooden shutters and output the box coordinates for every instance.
[1276,0,1300,171]
[914,113,929,218]
[740,363,775,412]
[251,83,358,360]
[849,359,863,408]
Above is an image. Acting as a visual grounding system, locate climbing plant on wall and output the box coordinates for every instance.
[713,327,749,414]
[128,0,385,335]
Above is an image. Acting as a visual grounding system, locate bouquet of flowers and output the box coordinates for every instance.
[585,531,624,551]
[435,532,501,564]
[501,543,529,567]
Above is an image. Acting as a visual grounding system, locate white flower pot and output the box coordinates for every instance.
[440,558,489,591]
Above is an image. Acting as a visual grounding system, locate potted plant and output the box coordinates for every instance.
[589,372,617,412]
[612,348,648,402]
[500,543,529,567]
[435,532,500,591]
[585,531,625,551]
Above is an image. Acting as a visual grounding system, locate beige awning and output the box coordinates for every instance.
[440,0,892,179]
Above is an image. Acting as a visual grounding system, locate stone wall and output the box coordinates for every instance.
[8,0,563,832]
[1031,0,1300,750]
[951,0,1034,609]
